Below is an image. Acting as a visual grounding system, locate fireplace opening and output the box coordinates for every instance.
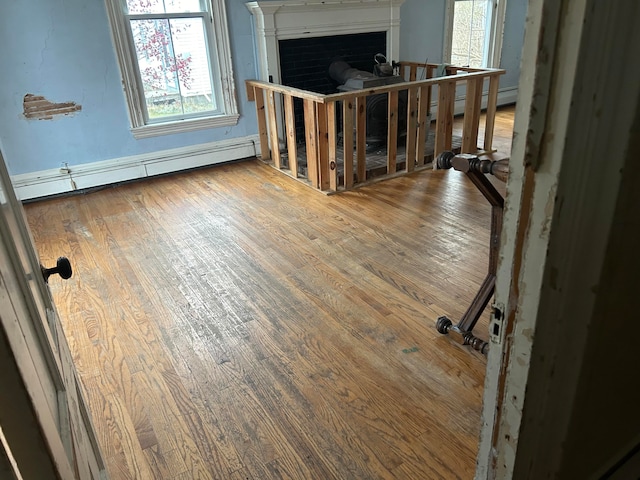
[279,32,386,94]
[278,31,390,144]
[328,57,408,147]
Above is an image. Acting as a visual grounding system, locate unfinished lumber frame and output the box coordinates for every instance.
[246,63,505,193]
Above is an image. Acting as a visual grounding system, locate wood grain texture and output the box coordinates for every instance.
[483,76,501,152]
[356,96,367,182]
[327,102,338,191]
[435,80,456,156]
[267,90,281,169]
[316,102,330,191]
[25,107,514,480]
[303,99,319,188]
[284,94,298,177]
[342,99,355,189]
[405,87,419,172]
[387,91,399,174]
[254,87,270,162]
[416,85,431,167]
[462,78,483,154]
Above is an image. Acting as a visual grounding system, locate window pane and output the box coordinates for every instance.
[126,0,165,14]
[170,18,217,114]
[164,0,207,13]
[126,0,205,14]
[451,0,491,68]
[131,17,216,120]
[131,19,183,118]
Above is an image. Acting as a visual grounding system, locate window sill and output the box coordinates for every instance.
[131,113,240,139]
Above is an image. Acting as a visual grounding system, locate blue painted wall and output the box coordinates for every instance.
[0,0,259,176]
[400,0,528,90]
[0,0,526,177]
[499,0,528,90]
[400,0,448,66]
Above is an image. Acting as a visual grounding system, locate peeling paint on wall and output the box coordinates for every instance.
[23,94,81,120]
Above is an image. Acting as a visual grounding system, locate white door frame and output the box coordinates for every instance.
[477,0,640,477]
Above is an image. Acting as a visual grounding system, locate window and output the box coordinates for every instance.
[444,0,507,68]
[105,0,238,138]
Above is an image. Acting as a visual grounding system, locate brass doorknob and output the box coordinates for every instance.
[41,257,72,283]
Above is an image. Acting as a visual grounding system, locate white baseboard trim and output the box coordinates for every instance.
[12,135,259,201]
[12,87,517,201]
[496,86,519,106]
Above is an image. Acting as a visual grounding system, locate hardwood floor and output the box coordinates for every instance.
[25,107,514,479]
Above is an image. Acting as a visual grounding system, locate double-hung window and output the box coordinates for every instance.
[444,0,507,68]
[105,0,238,138]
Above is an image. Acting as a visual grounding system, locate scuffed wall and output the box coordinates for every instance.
[23,94,81,120]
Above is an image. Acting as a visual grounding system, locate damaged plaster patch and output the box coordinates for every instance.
[23,93,81,120]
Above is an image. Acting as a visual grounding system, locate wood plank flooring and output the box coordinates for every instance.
[25,107,514,480]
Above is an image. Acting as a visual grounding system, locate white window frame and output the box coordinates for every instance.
[105,0,239,139]
[443,0,508,68]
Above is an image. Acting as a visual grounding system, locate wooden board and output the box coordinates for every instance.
[462,77,483,154]
[405,87,419,172]
[284,94,298,177]
[435,80,455,156]
[303,99,319,188]
[342,100,355,189]
[483,75,501,152]
[387,91,399,174]
[254,87,270,161]
[316,103,330,191]
[286,132,464,185]
[356,96,367,182]
[267,90,281,168]
[327,102,338,192]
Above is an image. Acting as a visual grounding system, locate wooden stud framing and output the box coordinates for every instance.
[356,96,367,183]
[435,80,455,156]
[267,90,281,168]
[416,85,430,166]
[426,65,435,116]
[316,103,330,191]
[246,82,255,101]
[405,87,419,172]
[303,99,319,188]
[387,91,399,174]
[462,77,483,153]
[254,87,270,161]
[322,68,503,103]
[343,100,355,189]
[245,79,325,102]
[327,102,338,191]
[283,94,298,177]
[409,65,417,81]
[484,75,500,152]
[426,64,435,78]
[245,64,505,192]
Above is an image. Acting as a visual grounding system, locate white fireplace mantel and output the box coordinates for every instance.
[246,0,405,83]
